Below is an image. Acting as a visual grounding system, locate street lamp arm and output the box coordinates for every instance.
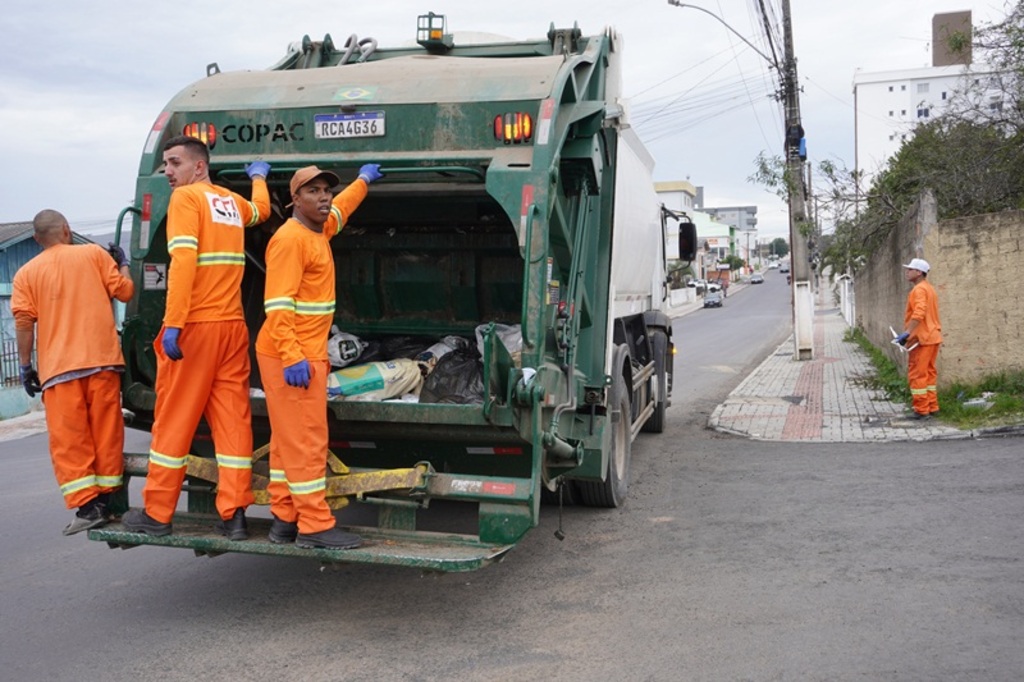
[667,0,778,69]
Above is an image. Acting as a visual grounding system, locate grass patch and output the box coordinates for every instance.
[844,327,1024,430]
[843,327,910,403]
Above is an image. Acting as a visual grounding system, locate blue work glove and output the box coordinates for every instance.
[245,161,271,180]
[895,332,910,346]
[20,364,41,397]
[357,164,383,184]
[162,327,184,361]
[284,359,311,388]
[107,242,127,267]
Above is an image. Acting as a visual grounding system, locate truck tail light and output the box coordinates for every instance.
[183,122,217,149]
[494,112,533,144]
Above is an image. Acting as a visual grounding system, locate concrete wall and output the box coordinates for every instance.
[854,190,1024,387]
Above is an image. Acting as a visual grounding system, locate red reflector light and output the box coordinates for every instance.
[493,112,534,144]
[141,194,152,221]
[183,122,217,149]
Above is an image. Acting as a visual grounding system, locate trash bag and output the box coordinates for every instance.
[475,323,523,368]
[357,335,437,363]
[420,348,484,404]
[327,326,367,368]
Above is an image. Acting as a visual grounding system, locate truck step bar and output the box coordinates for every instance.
[89,514,513,573]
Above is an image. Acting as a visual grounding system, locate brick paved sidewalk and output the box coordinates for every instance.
[708,305,967,443]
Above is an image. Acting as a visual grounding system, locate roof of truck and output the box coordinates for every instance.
[166,54,567,111]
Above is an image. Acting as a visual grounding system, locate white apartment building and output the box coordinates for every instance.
[853,10,998,185]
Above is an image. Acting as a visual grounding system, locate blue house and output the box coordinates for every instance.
[0,221,94,418]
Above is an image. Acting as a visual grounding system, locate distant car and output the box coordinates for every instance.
[703,291,723,308]
[779,263,790,273]
[750,273,765,284]
[768,262,779,269]
[706,281,722,292]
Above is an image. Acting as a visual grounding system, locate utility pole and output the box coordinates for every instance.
[781,0,813,360]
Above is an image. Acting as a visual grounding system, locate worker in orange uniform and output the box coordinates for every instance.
[11,209,134,535]
[255,164,381,549]
[894,258,943,419]
[122,135,271,540]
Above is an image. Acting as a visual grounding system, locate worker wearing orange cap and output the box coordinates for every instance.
[122,135,271,541]
[11,209,134,535]
[255,163,382,550]
[894,257,943,419]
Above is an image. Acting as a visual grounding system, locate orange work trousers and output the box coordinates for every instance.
[42,370,124,509]
[144,321,254,524]
[256,353,336,535]
[908,342,940,415]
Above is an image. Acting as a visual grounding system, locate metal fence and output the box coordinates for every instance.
[1,337,30,387]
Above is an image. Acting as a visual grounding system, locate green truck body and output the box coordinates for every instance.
[90,17,697,571]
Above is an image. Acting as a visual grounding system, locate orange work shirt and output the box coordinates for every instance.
[164,179,270,327]
[255,180,368,365]
[904,279,942,346]
[11,243,134,384]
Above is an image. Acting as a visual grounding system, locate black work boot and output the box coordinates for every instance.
[63,499,108,536]
[215,508,249,541]
[121,508,172,536]
[268,515,298,544]
[296,526,361,550]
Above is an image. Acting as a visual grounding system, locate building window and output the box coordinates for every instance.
[917,108,930,118]
[888,134,895,141]
[888,110,894,117]
[888,85,894,92]
[917,83,930,94]
[901,84,907,91]
[901,134,907,140]
[989,101,1003,112]
[941,91,947,100]
[901,109,906,116]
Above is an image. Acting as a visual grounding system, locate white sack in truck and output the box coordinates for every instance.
[327,359,424,402]
[327,325,367,368]
[475,323,523,368]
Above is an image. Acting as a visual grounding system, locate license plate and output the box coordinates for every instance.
[314,111,385,139]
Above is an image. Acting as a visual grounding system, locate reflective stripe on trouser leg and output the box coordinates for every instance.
[908,343,940,415]
[146,320,253,524]
[41,372,125,510]
[256,353,335,535]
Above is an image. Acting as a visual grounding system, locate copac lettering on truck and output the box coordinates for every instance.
[221,122,305,143]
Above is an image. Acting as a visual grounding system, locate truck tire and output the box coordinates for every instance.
[641,329,669,434]
[577,372,631,508]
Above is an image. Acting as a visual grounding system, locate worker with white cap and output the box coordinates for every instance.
[895,258,943,419]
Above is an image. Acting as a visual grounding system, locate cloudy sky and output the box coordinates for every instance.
[0,0,1010,240]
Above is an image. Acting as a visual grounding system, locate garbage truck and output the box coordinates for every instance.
[91,14,698,572]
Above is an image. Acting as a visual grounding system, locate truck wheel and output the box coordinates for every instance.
[641,329,668,434]
[577,373,631,508]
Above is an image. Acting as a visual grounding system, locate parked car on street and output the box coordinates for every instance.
[703,291,723,308]
[750,273,765,284]
[779,263,790,273]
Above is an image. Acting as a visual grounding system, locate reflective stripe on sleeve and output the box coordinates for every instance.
[168,236,199,251]
[265,297,296,313]
[246,202,262,227]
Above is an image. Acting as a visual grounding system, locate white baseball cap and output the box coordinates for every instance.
[902,258,930,273]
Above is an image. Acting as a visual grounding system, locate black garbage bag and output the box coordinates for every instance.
[420,348,484,404]
[356,335,436,364]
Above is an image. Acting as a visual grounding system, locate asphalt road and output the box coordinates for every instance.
[2,279,1022,681]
